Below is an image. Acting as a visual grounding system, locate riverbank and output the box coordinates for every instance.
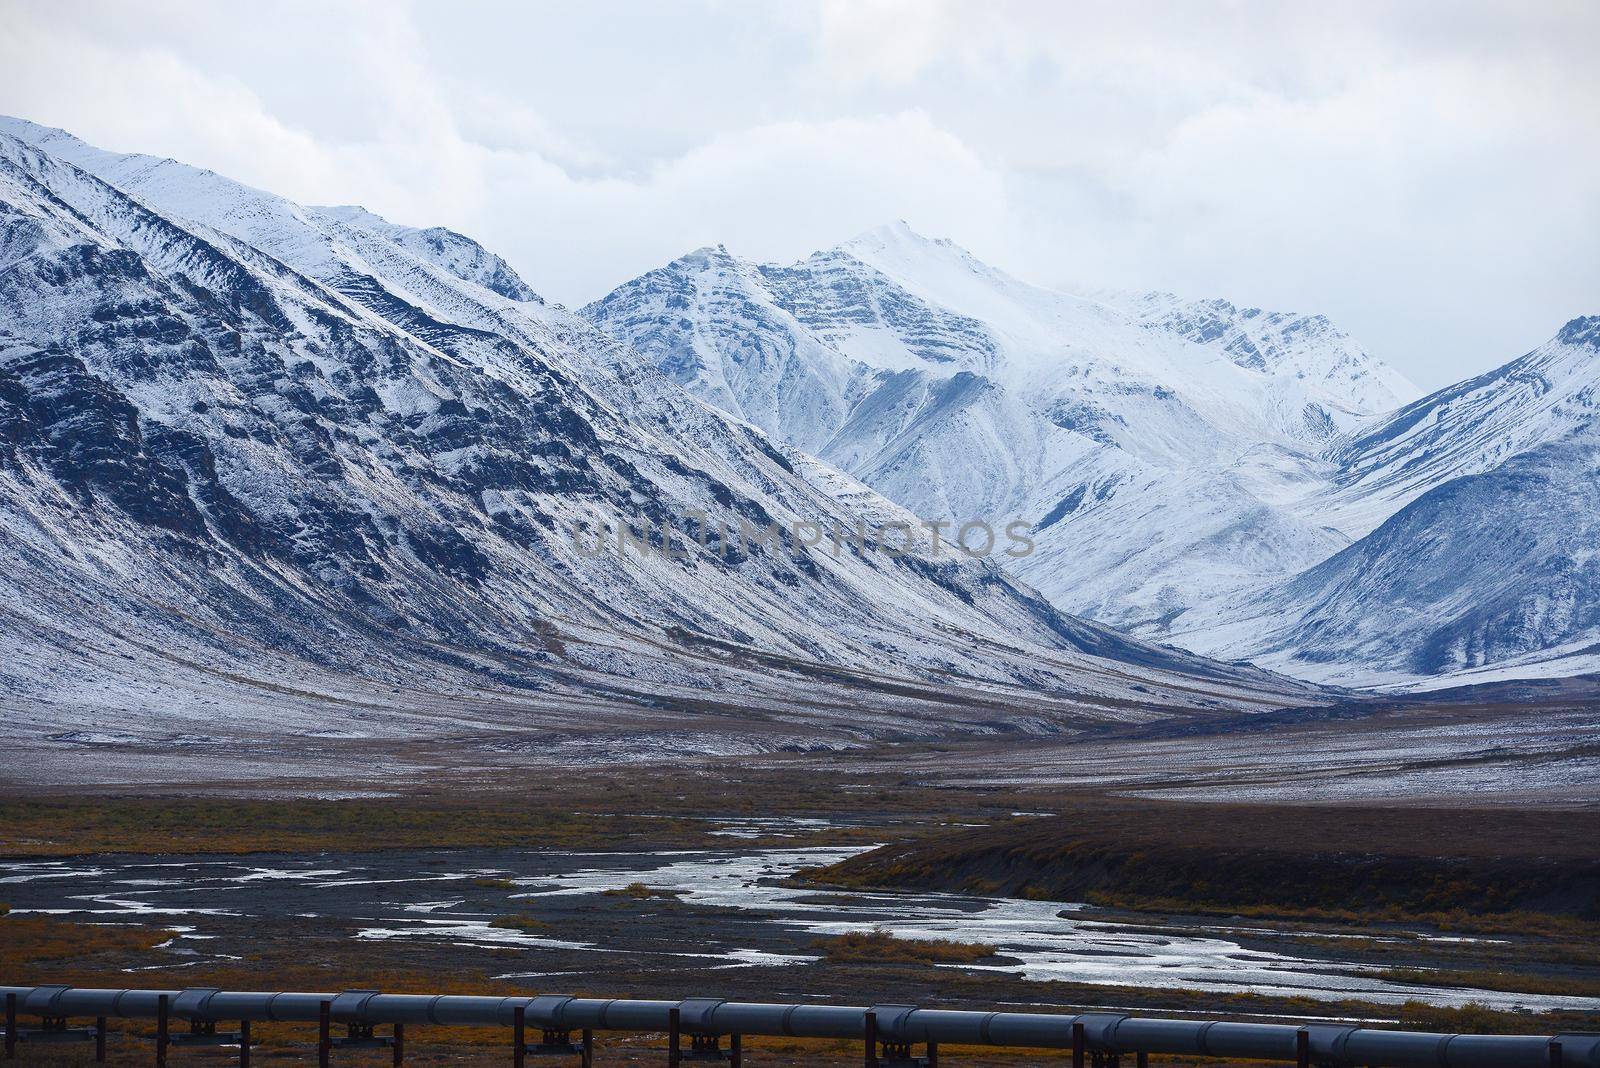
[808,798,1600,931]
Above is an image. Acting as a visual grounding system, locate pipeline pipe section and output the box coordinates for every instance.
[4,985,1598,1067]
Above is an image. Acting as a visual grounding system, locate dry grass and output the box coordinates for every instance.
[1,913,175,973]
[0,769,999,861]
[1079,894,1600,939]
[0,797,659,857]
[1374,968,1600,998]
[1395,999,1551,1035]
[603,881,681,900]
[812,929,997,963]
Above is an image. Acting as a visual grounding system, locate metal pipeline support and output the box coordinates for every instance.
[3,986,1599,1067]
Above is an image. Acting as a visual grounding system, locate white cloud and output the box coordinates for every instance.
[1,0,1595,386]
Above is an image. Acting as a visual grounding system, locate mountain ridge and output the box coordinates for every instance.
[586,222,1597,689]
[583,223,1417,645]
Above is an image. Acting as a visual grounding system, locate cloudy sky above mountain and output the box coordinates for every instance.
[2,0,1594,387]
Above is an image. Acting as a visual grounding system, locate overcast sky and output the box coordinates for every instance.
[2,0,1595,388]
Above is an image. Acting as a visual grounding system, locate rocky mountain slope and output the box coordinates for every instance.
[583,223,1418,641]
[587,225,1599,688]
[0,117,1312,754]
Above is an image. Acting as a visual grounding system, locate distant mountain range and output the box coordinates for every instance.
[586,224,1599,688]
[0,116,1308,750]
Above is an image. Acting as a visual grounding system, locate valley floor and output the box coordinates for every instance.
[4,696,1600,1066]
[4,672,1597,804]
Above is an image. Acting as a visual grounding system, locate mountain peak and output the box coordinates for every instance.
[1556,315,1600,350]
[857,218,928,239]
[828,221,1028,321]
[840,219,960,258]
[670,243,747,273]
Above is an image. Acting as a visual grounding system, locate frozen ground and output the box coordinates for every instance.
[2,671,1595,806]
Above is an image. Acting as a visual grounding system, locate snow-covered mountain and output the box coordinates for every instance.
[0,118,1311,750]
[584,222,1420,638]
[1182,319,1600,686]
[1322,316,1600,535]
[587,224,1600,689]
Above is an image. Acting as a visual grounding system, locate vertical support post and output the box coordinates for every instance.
[582,1029,594,1068]
[514,1006,526,1068]
[668,1008,681,1068]
[3,992,13,1060]
[240,1020,251,1068]
[864,1012,878,1068]
[1550,1040,1563,1068]
[96,1016,108,1063]
[1296,1028,1310,1068]
[1137,1052,1149,1068]
[1071,1021,1085,1068]
[730,1033,742,1068]
[157,995,171,1068]
[927,1038,938,1068]
[393,1022,404,1068]
[319,1000,332,1068]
